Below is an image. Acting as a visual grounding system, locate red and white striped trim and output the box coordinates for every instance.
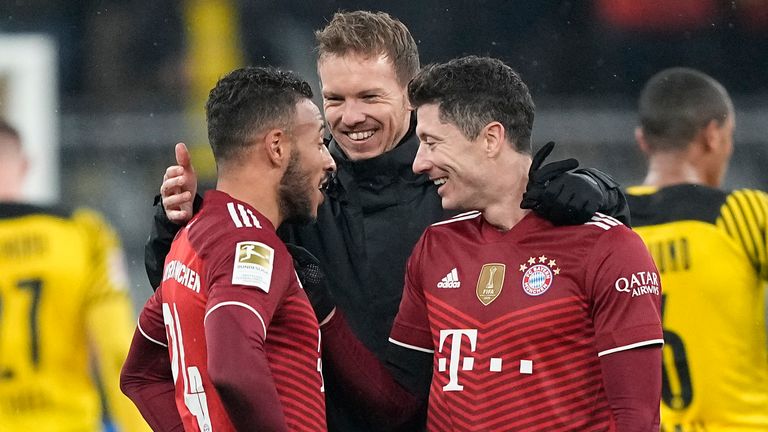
[585,212,623,231]
[431,211,481,226]
[226,202,262,229]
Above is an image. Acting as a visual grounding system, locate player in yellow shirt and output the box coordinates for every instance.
[626,68,768,431]
[0,119,150,431]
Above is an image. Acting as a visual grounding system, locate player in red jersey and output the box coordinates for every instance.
[119,67,336,431]
[311,56,663,431]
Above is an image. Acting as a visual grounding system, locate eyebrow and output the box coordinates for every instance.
[418,132,440,141]
[322,88,386,98]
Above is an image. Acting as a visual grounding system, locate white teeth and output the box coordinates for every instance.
[348,130,375,141]
[434,178,447,185]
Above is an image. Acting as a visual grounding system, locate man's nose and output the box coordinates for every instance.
[341,100,366,127]
[323,145,336,172]
[412,143,431,174]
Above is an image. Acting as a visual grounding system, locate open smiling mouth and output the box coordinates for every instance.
[346,130,375,141]
[319,172,334,192]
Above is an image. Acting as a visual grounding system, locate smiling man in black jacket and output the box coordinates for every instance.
[145,11,628,432]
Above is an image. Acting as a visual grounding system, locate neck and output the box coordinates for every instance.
[643,150,715,188]
[217,168,282,227]
[482,156,531,231]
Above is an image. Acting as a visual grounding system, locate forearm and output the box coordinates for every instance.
[322,312,424,426]
[600,346,662,432]
[206,307,288,431]
[120,329,183,432]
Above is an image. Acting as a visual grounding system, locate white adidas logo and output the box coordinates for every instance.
[437,268,461,288]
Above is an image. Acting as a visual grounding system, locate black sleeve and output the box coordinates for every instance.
[321,312,427,427]
[144,193,204,290]
[574,168,632,227]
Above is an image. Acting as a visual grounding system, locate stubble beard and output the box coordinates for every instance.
[278,149,315,226]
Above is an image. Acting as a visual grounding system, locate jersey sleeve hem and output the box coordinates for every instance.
[596,322,664,356]
[598,338,664,357]
[205,300,267,338]
[389,337,434,354]
[137,319,168,347]
[389,321,433,353]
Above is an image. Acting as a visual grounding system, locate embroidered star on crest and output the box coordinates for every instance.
[538,255,548,263]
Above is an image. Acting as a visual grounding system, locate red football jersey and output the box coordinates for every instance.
[390,211,663,431]
[138,190,326,431]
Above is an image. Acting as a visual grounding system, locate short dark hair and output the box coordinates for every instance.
[408,56,535,153]
[315,10,420,87]
[639,67,733,151]
[205,67,313,163]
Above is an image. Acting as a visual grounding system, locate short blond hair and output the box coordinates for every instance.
[315,10,420,87]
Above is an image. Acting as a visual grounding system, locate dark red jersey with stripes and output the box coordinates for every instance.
[390,211,663,431]
[138,190,326,431]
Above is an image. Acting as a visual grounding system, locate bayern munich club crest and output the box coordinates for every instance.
[519,255,560,296]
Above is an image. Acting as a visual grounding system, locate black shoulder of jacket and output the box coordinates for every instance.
[0,202,73,220]
[626,184,728,227]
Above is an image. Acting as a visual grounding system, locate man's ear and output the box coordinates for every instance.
[263,128,290,166]
[19,153,29,180]
[483,121,505,157]
[700,119,721,153]
[635,126,652,156]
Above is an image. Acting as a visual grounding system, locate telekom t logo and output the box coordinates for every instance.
[437,328,535,392]
[438,329,478,391]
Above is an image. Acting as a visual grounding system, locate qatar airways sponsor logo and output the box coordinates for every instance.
[614,270,660,297]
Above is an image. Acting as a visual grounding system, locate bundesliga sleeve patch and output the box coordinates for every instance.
[231,241,274,292]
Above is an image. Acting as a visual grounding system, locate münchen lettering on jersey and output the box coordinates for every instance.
[162,259,201,293]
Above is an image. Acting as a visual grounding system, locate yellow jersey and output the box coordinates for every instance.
[0,203,150,432]
[627,185,768,432]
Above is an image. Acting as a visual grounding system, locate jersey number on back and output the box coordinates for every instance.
[163,302,213,431]
[0,278,43,377]
[661,294,693,410]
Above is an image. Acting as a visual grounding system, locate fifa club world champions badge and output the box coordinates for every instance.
[476,263,506,306]
[519,255,560,296]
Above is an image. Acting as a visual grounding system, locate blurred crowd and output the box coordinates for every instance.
[1,0,767,112]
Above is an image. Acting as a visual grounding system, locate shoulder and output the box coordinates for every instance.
[719,188,768,229]
[722,188,768,213]
[549,212,632,241]
[543,212,643,260]
[717,189,768,266]
[189,200,287,267]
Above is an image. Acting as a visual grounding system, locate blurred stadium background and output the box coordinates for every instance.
[1,0,766,307]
